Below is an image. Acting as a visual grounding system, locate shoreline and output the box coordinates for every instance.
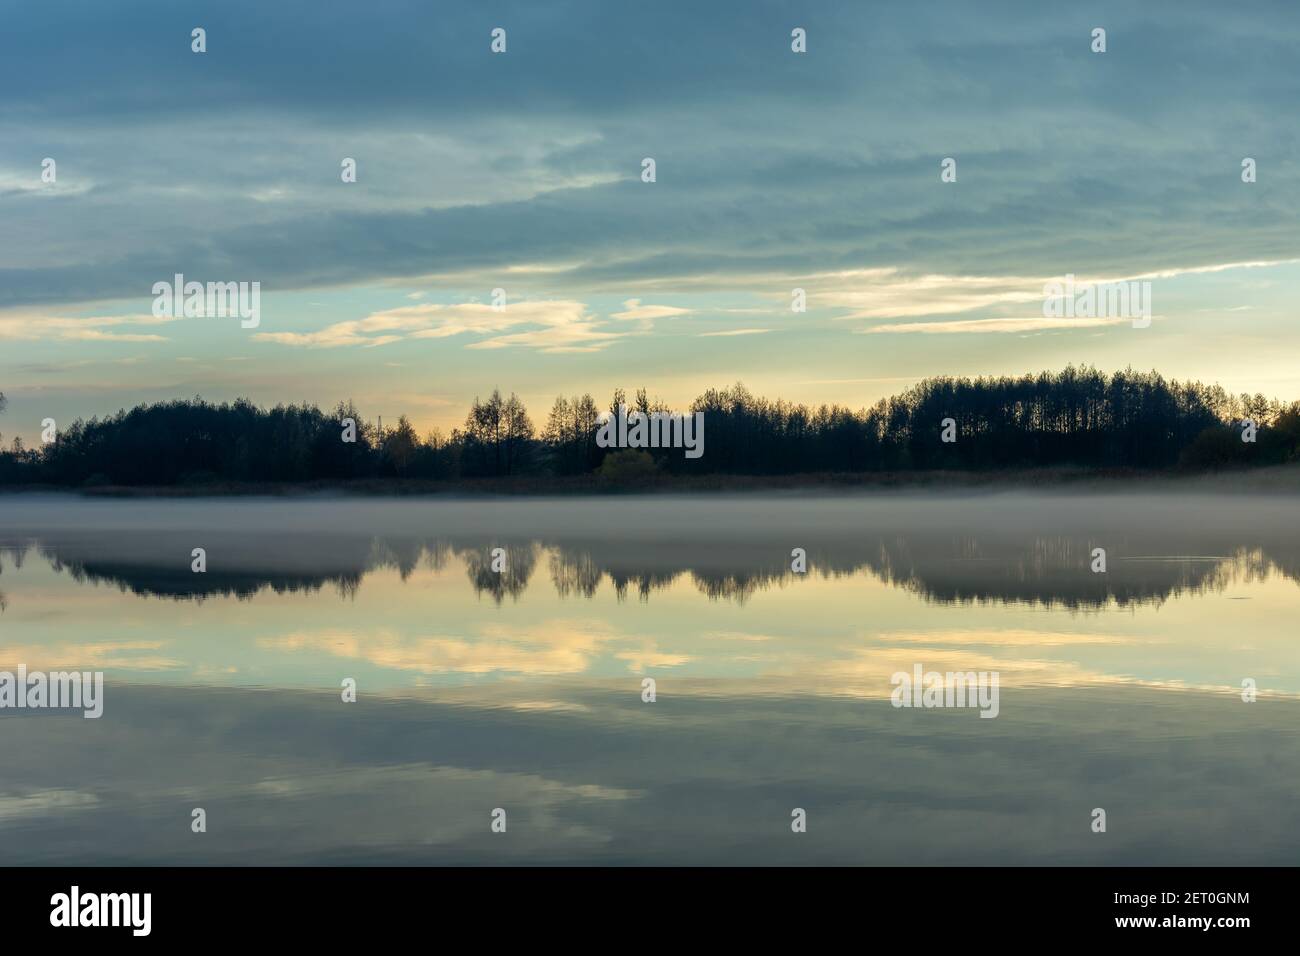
[2,463,1298,498]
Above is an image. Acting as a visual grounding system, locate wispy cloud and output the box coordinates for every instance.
[0,168,93,199]
[0,313,177,342]
[861,316,1132,335]
[254,300,640,353]
[812,261,1289,331]
[611,299,692,321]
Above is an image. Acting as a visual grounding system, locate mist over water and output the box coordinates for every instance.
[2,491,1298,863]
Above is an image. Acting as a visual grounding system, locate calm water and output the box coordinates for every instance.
[1,491,1298,864]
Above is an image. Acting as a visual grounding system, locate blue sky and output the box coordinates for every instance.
[1,0,1298,442]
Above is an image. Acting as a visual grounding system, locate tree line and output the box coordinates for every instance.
[1,367,1298,487]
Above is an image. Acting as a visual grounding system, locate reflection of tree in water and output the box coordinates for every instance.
[546,544,681,602]
[0,541,33,610]
[608,569,682,602]
[691,571,766,604]
[11,528,1300,611]
[2,536,427,604]
[43,547,348,603]
[548,547,603,599]
[541,534,1300,610]
[873,538,1218,611]
[460,542,537,605]
[367,537,450,581]
[0,543,19,611]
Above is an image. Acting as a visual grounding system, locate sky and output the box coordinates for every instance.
[1,0,1298,445]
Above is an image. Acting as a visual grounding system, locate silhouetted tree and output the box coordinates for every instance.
[3,368,1297,487]
[462,389,535,476]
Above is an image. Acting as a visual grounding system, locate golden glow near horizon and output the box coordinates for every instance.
[3,260,1300,445]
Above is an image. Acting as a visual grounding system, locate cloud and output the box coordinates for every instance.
[861,316,1132,335]
[62,330,169,342]
[0,168,93,199]
[0,312,177,342]
[611,299,692,321]
[0,790,99,823]
[697,328,773,337]
[1,0,1298,373]
[813,269,1047,320]
[254,299,638,353]
[814,261,1289,330]
[461,324,633,353]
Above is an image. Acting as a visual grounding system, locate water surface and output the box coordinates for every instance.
[1,491,1297,863]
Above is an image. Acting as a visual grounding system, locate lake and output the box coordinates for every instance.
[1,490,1298,863]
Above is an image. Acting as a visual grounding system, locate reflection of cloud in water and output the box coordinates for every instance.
[880,629,1133,647]
[250,618,1271,695]
[765,644,1196,698]
[258,620,624,676]
[5,495,1299,864]
[0,639,180,672]
[3,682,1299,864]
[613,642,691,673]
